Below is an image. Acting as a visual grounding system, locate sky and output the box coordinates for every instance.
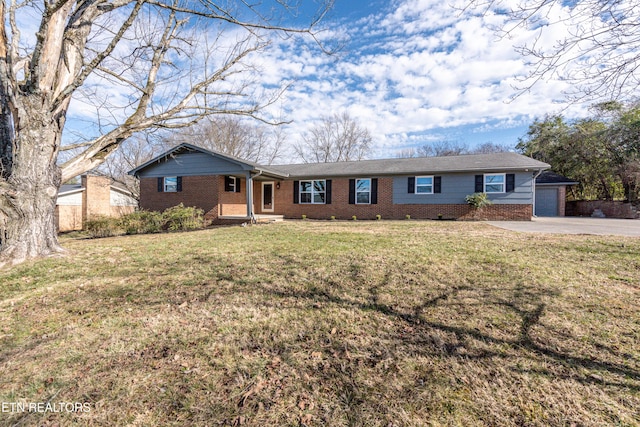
[52,0,594,161]
[248,0,591,159]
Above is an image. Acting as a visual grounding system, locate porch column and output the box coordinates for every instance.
[246,171,253,218]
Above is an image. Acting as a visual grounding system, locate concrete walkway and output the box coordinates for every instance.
[487,217,640,237]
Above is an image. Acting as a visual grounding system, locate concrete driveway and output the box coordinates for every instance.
[487,217,640,237]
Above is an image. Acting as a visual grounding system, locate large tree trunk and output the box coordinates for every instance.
[0,98,65,268]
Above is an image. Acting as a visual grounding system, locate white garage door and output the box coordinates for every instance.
[535,188,558,217]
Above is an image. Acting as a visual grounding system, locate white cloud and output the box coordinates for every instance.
[251,0,597,160]
[56,0,598,160]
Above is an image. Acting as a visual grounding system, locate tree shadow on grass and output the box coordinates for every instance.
[257,256,640,392]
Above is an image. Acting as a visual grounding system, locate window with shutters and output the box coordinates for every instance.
[164,176,178,192]
[226,176,236,192]
[484,174,505,193]
[300,180,326,204]
[355,178,371,204]
[415,176,434,194]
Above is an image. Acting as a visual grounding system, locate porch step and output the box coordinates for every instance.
[219,214,284,223]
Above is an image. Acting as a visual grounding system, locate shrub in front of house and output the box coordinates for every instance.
[162,203,204,231]
[465,192,492,209]
[85,215,121,238]
[84,204,204,238]
[121,210,164,234]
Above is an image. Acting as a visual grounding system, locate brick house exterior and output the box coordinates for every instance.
[56,175,138,232]
[130,144,550,222]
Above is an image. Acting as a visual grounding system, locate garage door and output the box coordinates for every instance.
[535,188,558,216]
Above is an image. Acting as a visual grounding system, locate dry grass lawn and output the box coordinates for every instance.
[0,220,639,426]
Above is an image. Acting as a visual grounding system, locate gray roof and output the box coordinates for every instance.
[272,152,549,179]
[58,184,83,195]
[58,180,135,196]
[128,143,549,179]
[536,171,578,185]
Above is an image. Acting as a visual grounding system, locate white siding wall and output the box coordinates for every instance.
[56,191,83,206]
[111,189,138,207]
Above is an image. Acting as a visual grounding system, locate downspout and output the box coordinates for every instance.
[531,169,544,218]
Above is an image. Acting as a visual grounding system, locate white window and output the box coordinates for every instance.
[164,176,178,192]
[227,176,236,192]
[484,174,505,193]
[356,178,371,204]
[300,180,326,204]
[415,176,433,194]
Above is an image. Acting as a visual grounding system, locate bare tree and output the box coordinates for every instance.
[395,147,419,158]
[98,132,165,200]
[462,0,640,102]
[165,116,284,165]
[294,112,372,163]
[397,140,511,158]
[0,0,333,267]
[419,141,468,157]
[471,142,513,154]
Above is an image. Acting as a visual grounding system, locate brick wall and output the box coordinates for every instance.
[272,178,532,221]
[82,175,111,223]
[557,186,567,217]
[219,176,248,216]
[566,200,639,219]
[140,175,533,221]
[56,205,83,232]
[111,205,136,217]
[139,176,219,220]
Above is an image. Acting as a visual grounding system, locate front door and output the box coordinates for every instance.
[262,182,274,212]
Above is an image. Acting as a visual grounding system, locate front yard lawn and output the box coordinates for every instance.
[1,221,638,426]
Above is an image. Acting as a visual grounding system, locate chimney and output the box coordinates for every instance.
[81,175,112,223]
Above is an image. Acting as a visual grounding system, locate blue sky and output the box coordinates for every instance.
[54,0,590,161]
[253,0,590,158]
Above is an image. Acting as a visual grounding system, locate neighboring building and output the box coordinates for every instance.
[534,171,578,217]
[56,175,138,232]
[129,144,550,222]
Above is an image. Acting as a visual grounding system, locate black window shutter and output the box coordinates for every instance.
[293,180,299,204]
[176,176,182,192]
[434,176,442,194]
[157,177,164,192]
[371,178,378,204]
[236,178,241,193]
[325,180,332,204]
[224,176,232,192]
[348,179,356,204]
[475,175,483,193]
[506,174,515,192]
[408,177,415,193]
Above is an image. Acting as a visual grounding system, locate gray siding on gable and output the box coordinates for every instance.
[136,152,251,178]
[393,172,534,205]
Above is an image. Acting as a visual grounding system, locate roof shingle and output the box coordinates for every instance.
[271,152,549,178]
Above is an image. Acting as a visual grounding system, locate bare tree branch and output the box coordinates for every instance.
[295,112,373,163]
[0,0,334,265]
[462,0,640,103]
